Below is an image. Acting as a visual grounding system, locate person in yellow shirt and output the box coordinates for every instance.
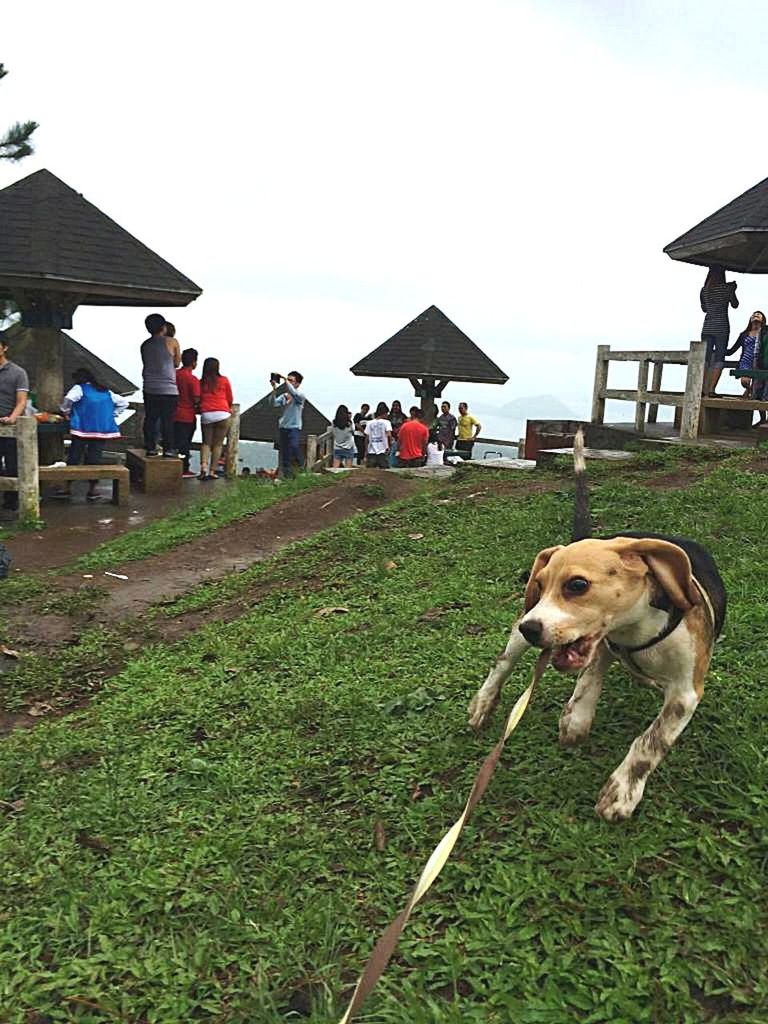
[456,401,481,459]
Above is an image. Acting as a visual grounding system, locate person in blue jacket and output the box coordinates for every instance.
[56,368,129,500]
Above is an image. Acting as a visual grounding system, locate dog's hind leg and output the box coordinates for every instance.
[559,642,613,746]
[468,625,530,730]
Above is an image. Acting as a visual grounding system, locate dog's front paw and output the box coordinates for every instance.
[558,702,592,746]
[468,690,498,731]
[594,775,642,822]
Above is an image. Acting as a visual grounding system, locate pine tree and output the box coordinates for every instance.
[0,63,38,321]
[0,63,38,161]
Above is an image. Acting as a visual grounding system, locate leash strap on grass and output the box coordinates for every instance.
[338,650,550,1024]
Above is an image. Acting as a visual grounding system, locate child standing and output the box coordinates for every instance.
[57,368,128,500]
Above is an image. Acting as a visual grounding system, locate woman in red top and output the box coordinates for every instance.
[199,357,234,481]
[173,345,201,477]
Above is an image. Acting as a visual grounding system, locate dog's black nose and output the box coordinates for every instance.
[519,619,543,645]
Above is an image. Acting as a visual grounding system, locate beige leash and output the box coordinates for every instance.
[338,650,550,1024]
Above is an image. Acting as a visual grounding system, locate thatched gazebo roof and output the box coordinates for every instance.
[240,385,331,443]
[2,323,137,396]
[0,169,202,322]
[664,175,768,273]
[350,305,508,384]
[350,305,508,416]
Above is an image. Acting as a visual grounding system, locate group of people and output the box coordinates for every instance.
[50,313,237,496]
[700,266,768,423]
[141,314,236,479]
[0,310,486,512]
[329,399,482,469]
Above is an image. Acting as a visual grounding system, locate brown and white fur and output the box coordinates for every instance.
[468,433,725,822]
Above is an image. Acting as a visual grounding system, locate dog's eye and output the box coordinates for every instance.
[564,576,590,595]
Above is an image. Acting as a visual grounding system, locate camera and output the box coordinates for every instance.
[270,372,282,384]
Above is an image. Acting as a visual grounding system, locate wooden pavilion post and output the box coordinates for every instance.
[33,327,65,464]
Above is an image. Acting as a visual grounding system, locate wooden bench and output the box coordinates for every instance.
[38,464,130,506]
[699,397,768,434]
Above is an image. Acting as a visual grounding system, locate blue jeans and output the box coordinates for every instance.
[279,428,303,475]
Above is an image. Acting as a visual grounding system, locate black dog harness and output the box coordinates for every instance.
[604,577,714,682]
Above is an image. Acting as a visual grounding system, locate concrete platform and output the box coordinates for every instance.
[537,447,635,467]
[126,448,182,493]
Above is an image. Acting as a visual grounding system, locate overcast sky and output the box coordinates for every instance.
[3,0,768,432]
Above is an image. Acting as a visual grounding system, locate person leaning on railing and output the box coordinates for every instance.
[0,333,30,514]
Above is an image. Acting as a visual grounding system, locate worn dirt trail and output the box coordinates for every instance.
[7,472,421,640]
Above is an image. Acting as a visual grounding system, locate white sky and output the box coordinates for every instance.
[3,0,768,432]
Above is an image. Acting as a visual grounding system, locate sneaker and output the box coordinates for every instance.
[145,448,159,457]
[86,493,101,502]
[162,449,180,458]
[182,471,197,479]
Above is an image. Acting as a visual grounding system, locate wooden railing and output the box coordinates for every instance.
[223,403,240,479]
[306,428,334,471]
[0,417,40,522]
[591,341,707,440]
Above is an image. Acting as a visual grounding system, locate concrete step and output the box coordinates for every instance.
[536,447,635,467]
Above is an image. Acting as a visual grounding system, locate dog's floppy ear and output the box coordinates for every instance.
[524,546,563,611]
[613,538,701,611]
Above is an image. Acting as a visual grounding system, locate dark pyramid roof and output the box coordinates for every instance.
[3,322,138,396]
[0,169,202,305]
[664,175,768,271]
[240,385,331,443]
[350,305,508,383]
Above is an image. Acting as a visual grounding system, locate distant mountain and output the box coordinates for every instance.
[499,394,578,419]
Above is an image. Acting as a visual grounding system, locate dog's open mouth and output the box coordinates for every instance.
[551,634,599,673]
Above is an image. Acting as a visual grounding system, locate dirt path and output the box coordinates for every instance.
[8,472,422,639]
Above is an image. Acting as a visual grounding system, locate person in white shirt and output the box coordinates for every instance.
[425,429,444,467]
[364,402,393,469]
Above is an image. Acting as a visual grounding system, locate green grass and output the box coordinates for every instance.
[0,461,766,1022]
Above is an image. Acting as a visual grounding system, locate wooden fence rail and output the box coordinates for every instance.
[591,341,707,440]
[306,428,334,471]
[0,417,40,522]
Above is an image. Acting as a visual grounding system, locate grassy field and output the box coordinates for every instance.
[0,456,766,1022]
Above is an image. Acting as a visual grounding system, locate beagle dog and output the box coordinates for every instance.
[468,461,726,822]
